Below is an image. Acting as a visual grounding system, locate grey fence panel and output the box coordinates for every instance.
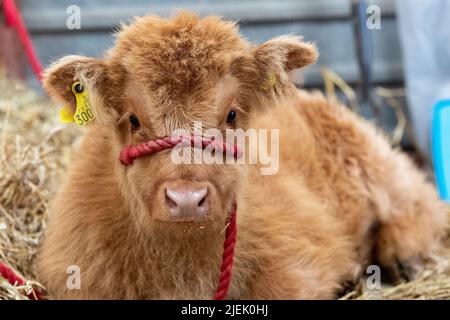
[19,0,401,88]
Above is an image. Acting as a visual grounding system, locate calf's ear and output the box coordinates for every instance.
[255,35,318,75]
[230,36,319,109]
[43,55,121,125]
[231,35,318,105]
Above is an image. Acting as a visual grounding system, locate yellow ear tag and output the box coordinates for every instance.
[259,72,277,92]
[71,81,95,126]
[59,105,75,123]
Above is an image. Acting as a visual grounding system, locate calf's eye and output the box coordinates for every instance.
[129,114,141,129]
[226,110,237,124]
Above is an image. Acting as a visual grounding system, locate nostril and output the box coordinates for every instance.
[198,194,207,208]
[196,188,208,207]
[165,191,178,210]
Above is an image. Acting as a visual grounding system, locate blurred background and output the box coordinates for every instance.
[1,0,450,169]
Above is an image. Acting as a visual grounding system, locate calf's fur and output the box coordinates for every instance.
[37,12,448,299]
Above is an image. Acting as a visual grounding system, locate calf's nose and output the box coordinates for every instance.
[165,187,209,221]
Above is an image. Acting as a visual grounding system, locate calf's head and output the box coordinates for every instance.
[43,12,317,235]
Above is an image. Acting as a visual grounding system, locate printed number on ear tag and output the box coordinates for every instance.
[71,81,95,126]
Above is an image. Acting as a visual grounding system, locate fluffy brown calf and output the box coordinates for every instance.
[37,12,448,299]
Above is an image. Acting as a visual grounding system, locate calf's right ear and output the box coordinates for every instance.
[43,55,121,125]
[230,35,318,109]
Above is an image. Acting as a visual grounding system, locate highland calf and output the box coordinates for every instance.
[37,12,448,299]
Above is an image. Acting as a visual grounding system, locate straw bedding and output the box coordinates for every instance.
[0,75,448,300]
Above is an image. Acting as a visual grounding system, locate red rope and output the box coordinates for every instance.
[2,0,43,82]
[0,262,44,300]
[121,135,241,300]
[214,204,237,300]
[120,135,242,166]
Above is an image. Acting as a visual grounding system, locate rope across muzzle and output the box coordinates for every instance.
[119,135,242,166]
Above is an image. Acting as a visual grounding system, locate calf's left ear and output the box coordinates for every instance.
[255,35,318,74]
[231,35,318,104]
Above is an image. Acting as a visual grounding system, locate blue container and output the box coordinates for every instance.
[432,100,450,202]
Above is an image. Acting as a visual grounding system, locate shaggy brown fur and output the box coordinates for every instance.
[37,12,448,299]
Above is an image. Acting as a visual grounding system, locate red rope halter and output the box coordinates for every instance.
[213,203,237,300]
[120,135,242,166]
[121,135,241,300]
